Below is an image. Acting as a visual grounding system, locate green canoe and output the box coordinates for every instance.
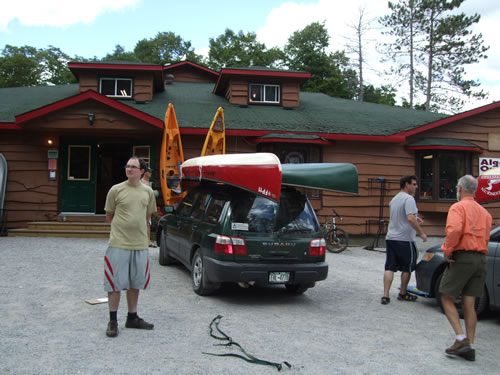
[281,163,359,195]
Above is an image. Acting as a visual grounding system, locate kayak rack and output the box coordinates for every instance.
[364,177,398,250]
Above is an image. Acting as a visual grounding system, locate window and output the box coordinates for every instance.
[99,78,132,98]
[417,151,471,201]
[133,145,150,167]
[67,145,91,180]
[249,84,280,103]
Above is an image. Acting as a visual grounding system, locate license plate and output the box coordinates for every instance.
[269,272,290,283]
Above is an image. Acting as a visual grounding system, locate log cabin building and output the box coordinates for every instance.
[1,60,499,237]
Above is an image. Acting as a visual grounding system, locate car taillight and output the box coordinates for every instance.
[231,237,247,255]
[309,238,326,256]
[214,235,247,255]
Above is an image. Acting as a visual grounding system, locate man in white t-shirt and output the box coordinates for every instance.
[104,156,156,337]
[381,175,427,305]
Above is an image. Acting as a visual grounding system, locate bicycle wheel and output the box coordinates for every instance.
[325,228,349,253]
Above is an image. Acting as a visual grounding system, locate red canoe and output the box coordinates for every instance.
[477,167,500,204]
[181,153,282,201]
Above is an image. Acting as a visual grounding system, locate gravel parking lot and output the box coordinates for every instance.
[1,236,499,374]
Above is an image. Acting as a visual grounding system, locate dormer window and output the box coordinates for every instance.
[249,83,280,104]
[99,78,133,98]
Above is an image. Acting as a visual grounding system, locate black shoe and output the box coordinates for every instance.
[458,348,476,361]
[106,320,118,337]
[381,296,390,305]
[125,317,154,330]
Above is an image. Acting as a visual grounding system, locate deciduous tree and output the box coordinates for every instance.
[207,29,283,70]
[284,22,358,99]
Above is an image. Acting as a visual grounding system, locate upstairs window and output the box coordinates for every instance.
[249,84,280,104]
[99,78,132,98]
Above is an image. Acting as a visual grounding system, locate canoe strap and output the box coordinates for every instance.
[202,315,292,371]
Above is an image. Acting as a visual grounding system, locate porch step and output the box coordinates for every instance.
[8,222,110,238]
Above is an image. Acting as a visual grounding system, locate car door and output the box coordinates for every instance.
[166,189,200,258]
[487,228,500,309]
[176,191,210,265]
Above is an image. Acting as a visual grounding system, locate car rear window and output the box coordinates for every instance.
[230,189,318,233]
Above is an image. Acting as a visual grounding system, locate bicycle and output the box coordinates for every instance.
[321,209,349,253]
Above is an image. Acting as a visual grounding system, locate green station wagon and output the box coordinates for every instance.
[157,182,328,295]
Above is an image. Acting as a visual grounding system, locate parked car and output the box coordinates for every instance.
[415,226,500,316]
[156,182,328,295]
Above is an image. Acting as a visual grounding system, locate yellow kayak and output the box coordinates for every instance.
[160,103,185,206]
[200,107,225,156]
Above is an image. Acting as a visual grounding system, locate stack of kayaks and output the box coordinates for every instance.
[160,104,359,207]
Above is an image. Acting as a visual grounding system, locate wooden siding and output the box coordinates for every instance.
[225,80,248,105]
[0,133,59,228]
[165,66,217,83]
[31,101,161,134]
[133,73,154,101]
[281,81,300,107]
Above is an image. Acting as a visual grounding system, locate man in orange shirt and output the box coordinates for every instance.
[440,175,492,361]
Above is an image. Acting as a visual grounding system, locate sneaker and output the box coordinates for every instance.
[125,317,154,330]
[458,348,476,361]
[106,320,118,337]
[445,338,470,355]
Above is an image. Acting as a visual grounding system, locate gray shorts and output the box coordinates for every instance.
[439,251,487,297]
[104,247,150,292]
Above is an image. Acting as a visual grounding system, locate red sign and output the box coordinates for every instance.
[476,167,500,204]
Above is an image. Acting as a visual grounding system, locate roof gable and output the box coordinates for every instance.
[213,66,311,96]
[68,61,165,92]
[163,61,219,82]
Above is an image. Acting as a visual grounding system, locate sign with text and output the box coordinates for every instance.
[479,157,500,175]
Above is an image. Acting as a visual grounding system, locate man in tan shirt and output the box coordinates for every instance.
[440,175,492,361]
[104,156,156,338]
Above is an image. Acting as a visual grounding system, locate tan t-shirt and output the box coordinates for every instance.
[105,181,156,250]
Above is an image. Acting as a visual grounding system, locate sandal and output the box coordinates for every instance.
[381,296,390,305]
[397,293,417,302]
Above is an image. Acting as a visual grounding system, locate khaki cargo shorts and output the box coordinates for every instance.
[439,251,487,298]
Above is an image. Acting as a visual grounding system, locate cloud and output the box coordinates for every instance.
[257,0,500,109]
[0,0,139,29]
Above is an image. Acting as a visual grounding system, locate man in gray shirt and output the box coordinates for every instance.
[381,175,427,304]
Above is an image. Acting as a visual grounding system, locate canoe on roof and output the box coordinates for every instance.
[181,153,282,201]
[281,163,359,195]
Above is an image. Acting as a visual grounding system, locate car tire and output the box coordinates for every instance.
[285,283,314,295]
[434,272,489,318]
[191,250,219,296]
[158,230,175,266]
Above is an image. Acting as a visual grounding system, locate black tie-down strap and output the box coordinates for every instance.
[202,315,292,371]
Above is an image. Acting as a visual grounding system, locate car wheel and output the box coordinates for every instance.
[434,272,489,318]
[158,230,175,266]
[191,250,219,296]
[285,283,314,295]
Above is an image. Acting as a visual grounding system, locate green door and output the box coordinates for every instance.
[61,141,96,213]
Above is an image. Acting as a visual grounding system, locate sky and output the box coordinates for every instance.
[1,0,499,111]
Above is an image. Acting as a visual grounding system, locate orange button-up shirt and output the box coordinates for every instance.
[442,196,492,257]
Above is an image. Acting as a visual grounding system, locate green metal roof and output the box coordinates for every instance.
[0,81,447,137]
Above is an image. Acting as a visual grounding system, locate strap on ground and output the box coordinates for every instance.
[202,315,292,371]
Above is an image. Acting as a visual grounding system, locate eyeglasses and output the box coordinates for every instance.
[124,164,140,169]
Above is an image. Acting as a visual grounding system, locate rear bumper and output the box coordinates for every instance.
[203,257,328,285]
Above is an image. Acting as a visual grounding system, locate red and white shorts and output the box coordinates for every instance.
[104,247,150,292]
